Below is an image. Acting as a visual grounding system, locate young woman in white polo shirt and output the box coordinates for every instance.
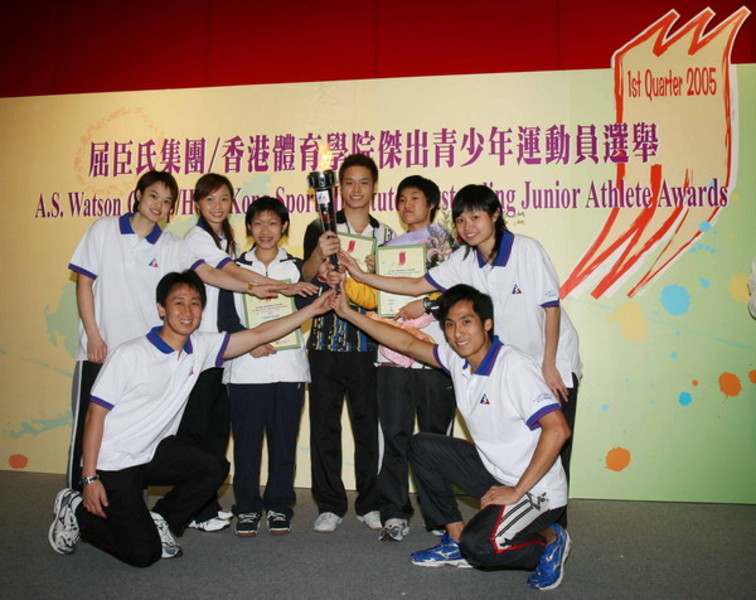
[338,184,581,491]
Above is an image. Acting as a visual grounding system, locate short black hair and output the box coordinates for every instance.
[132,170,180,213]
[156,270,206,308]
[397,175,441,222]
[338,153,378,184]
[437,284,495,340]
[245,195,290,232]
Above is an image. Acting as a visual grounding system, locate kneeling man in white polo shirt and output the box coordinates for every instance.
[48,270,332,567]
[329,283,572,591]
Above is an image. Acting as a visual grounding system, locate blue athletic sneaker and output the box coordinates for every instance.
[410,533,473,568]
[527,523,572,590]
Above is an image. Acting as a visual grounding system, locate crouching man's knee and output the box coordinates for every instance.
[458,525,490,566]
[121,539,162,568]
[459,522,545,570]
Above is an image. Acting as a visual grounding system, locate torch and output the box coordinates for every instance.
[307,145,339,270]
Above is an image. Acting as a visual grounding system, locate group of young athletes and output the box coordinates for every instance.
[48,153,581,591]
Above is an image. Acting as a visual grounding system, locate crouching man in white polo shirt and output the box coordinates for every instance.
[329,283,572,590]
[48,270,332,567]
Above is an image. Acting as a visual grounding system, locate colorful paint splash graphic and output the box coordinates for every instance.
[606,301,647,341]
[718,372,742,397]
[605,447,631,472]
[8,454,28,469]
[660,285,691,316]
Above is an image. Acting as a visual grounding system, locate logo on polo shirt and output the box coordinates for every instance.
[148,258,159,268]
[512,284,522,295]
[479,394,491,405]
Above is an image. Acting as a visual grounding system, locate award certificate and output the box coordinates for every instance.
[375,244,427,316]
[339,233,376,272]
[243,282,301,350]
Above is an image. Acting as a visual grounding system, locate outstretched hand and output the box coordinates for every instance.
[328,286,352,318]
[318,231,340,259]
[337,251,364,280]
[281,282,319,297]
[309,289,336,316]
[249,283,280,299]
[395,298,425,321]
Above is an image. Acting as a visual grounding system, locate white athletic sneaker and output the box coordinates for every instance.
[48,489,81,555]
[149,511,183,559]
[313,512,343,533]
[187,516,231,532]
[357,510,382,531]
[217,510,234,520]
[379,518,410,542]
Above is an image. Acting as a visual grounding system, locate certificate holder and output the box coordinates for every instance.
[375,244,427,317]
[243,281,301,350]
[339,233,376,272]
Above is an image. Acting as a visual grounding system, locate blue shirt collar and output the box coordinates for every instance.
[467,336,503,376]
[146,326,194,354]
[475,230,514,268]
[119,213,163,245]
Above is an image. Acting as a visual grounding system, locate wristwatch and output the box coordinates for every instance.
[422,296,435,314]
[79,474,101,487]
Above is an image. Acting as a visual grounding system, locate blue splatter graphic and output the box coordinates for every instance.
[698,221,712,233]
[661,285,691,316]
[6,413,72,439]
[670,352,677,359]
[600,404,610,412]
[699,278,710,289]
[678,392,692,407]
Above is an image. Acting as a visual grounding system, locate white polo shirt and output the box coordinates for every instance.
[68,214,205,361]
[223,247,310,384]
[433,337,568,508]
[425,231,581,386]
[90,327,230,471]
[184,222,236,333]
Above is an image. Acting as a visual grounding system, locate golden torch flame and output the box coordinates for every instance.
[316,141,334,172]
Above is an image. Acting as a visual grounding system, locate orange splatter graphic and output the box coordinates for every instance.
[692,379,699,387]
[719,373,742,397]
[749,370,756,384]
[8,454,28,469]
[605,447,631,472]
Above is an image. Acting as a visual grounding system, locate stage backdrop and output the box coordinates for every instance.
[1,9,753,503]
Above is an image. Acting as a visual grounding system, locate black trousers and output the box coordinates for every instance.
[76,436,229,568]
[175,367,230,521]
[408,433,564,570]
[228,382,304,518]
[557,374,579,527]
[67,360,102,490]
[307,350,381,517]
[377,366,456,523]
[560,374,579,483]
